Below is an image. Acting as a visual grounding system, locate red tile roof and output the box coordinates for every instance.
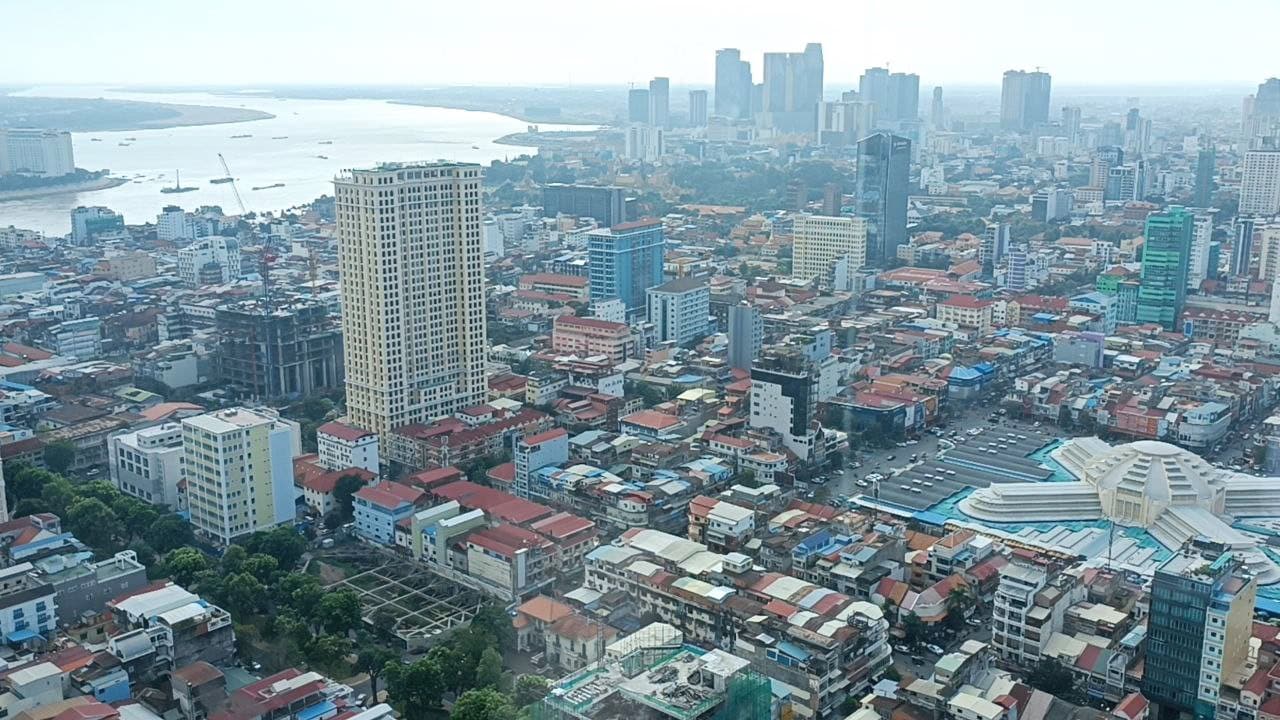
[520,272,589,288]
[529,511,595,540]
[317,421,375,442]
[522,427,568,446]
[467,523,553,558]
[939,294,993,310]
[621,410,681,431]
[432,481,553,525]
[353,481,424,510]
[555,315,629,333]
[404,466,464,490]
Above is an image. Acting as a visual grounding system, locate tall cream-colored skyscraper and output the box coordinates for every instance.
[792,214,868,285]
[1241,149,1280,216]
[335,163,487,436]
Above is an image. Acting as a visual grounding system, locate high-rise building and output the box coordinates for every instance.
[177,236,241,286]
[1260,225,1280,282]
[157,205,197,242]
[588,219,665,321]
[0,128,74,177]
[688,90,708,127]
[627,88,650,124]
[760,44,823,133]
[183,407,301,545]
[542,184,629,227]
[1194,143,1216,208]
[1246,78,1280,142]
[816,100,876,146]
[1089,146,1124,189]
[646,276,710,346]
[648,77,670,128]
[820,183,842,216]
[624,124,665,161]
[714,48,752,120]
[1031,188,1073,222]
[854,132,911,266]
[980,222,1011,273]
[1106,165,1138,202]
[1000,70,1052,131]
[1142,544,1257,720]
[335,162,487,437]
[215,297,345,400]
[1136,206,1194,331]
[1240,147,1280,215]
[727,302,762,371]
[70,206,123,245]
[1061,106,1082,146]
[888,73,920,122]
[750,347,821,461]
[792,214,868,284]
[858,67,891,115]
[930,86,945,130]
[1232,217,1257,277]
[1188,211,1215,290]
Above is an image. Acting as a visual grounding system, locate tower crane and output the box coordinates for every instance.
[217,153,248,216]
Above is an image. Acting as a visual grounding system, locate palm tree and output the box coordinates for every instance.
[945,585,975,631]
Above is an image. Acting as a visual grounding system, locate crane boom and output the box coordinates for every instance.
[217,153,247,216]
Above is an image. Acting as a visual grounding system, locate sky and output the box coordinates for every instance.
[3,0,1278,88]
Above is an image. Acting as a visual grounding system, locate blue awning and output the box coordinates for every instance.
[296,700,336,720]
[6,629,39,643]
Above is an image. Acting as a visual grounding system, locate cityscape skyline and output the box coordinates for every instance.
[4,0,1280,87]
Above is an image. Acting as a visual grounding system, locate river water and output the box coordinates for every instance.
[0,86,583,236]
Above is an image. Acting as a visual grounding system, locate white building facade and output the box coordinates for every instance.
[110,423,185,509]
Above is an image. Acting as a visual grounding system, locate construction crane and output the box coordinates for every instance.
[217,153,248,216]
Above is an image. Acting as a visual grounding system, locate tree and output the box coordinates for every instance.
[278,573,325,617]
[470,602,516,653]
[163,547,210,586]
[222,572,267,618]
[146,514,194,553]
[385,658,445,720]
[40,478,77,516]
[306,634,353,675]
[66,497,120,549]
[474,646,504,690]
[243,554,280,584]
[242,527,307,569]
[118,501,160,540]
[127,539,157,569]
[357,646,398,701]
[1027,659,1077,697]
[902,612,926,645]
[222,545,249,574]
[7,466,57,502]
[451,689,516,720]
[334,474,367,520]
[427,644,468,693]
[513,674,549,707]
[12,498,49,517]
[944,585,975,631]
[315,590,362,635]
[43,441,77,474]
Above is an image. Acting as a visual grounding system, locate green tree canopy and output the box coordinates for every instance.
[43,441,77,474]
[66,497,119,549]
[474,646,504,690]
[315,590,362,634]
[513,674,549,707]
[384,657,445,720]
[163,547,210,587]
[334,474,367,520]
[451,689,516,720]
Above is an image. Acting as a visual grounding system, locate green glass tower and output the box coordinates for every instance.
[1136,207,1194,331]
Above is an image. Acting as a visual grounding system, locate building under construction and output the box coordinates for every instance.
[215,296,344,400]
[531,644,773,720]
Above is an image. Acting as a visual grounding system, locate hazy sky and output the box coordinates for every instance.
[4,0,1277,88]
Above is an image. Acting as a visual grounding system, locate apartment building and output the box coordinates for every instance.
[182,408,300,546]
[109,423,184,508]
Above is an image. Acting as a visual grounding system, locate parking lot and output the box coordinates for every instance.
[830,404,1064,512]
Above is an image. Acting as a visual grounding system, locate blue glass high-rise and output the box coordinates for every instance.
[588,219,665,322]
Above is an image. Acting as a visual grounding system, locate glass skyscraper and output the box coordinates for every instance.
[588,219,665,321]
[1136,207,1194,331]
[855,132,911,267]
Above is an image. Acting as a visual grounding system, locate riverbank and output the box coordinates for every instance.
[0,175,128,201]
[0,93,273,132]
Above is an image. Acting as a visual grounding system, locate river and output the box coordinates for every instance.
[0,86,588,236]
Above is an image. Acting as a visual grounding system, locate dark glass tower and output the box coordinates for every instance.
[855,132,911,266]
[1135,207,1194,331]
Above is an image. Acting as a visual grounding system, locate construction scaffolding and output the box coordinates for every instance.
[530,645,772,720]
